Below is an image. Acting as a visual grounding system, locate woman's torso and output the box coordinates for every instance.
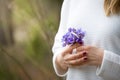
[65,0,120,80]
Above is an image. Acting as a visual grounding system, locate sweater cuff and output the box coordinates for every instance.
[96,50,106,77]
[96,50,120,80]
[53,50,68,77]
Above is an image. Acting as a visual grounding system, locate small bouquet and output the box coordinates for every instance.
[62,28,85,47]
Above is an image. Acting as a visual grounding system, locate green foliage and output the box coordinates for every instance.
[0,0,63,79]
[25,27,50,62]
[0,50,28,80]
[0,55,14,80]
[14,0,34,17]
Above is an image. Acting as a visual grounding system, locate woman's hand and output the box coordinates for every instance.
[55,43,81,74]
[64,45,104,67]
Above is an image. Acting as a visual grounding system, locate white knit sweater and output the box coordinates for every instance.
[52,0,120,80]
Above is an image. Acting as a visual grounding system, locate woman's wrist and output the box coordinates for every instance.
[96,49,104,66]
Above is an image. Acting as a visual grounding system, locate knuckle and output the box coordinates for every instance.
[77,52,82,57]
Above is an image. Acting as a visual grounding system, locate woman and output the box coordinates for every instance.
[52,0,120,80]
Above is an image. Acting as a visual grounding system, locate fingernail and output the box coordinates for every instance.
[79,42,83,45]
[83,52,87,56]
[83,57,88,61]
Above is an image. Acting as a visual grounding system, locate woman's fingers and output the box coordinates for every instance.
[62,45,104,67]
[67,56,88,66]
[64,51,87,61]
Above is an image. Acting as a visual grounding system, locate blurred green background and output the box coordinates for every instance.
[0,0,63,80]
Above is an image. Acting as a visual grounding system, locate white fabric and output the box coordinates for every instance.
[52,0,120,80]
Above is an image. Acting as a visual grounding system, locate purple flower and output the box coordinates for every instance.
[62,28,85,47]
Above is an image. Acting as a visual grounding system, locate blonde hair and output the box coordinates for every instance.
[104,0,120,16]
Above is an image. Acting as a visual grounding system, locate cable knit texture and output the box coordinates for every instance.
[52,0,120,80]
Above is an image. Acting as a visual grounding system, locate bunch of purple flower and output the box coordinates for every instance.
[62,28,85,47]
